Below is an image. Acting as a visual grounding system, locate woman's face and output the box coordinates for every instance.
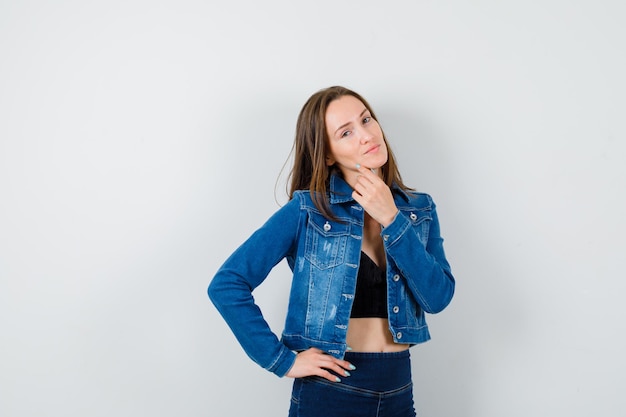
[325,95,388,182]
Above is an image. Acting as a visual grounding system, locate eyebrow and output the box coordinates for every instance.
[334,108,368,135]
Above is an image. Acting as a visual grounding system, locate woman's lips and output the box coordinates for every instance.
[364,144,380,155]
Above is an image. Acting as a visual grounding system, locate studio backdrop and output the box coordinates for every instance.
[1,1,624,416]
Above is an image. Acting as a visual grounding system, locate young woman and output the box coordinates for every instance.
[208,86,455,417]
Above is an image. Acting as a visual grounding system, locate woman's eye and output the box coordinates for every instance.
[341,130,351,138]
[363,116,371,124]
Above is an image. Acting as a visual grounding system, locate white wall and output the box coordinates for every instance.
[1,1,624,416]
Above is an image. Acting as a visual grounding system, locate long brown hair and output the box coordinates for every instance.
[287,86,411,221]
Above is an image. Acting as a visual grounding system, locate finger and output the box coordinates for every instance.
[353,173,378,197]
[352,181,368,198]
[310,349,349,370]
[316,362,352,382]
[327,362,354,378]
[355,165,377,183]
[339,359,356,371]
[301,355,342,382]
[352,190,370,207]
[318,369,342,383]
[311,351,353,371]
[325,355,356,372]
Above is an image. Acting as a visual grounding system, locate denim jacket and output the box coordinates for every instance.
[208,174,455,377]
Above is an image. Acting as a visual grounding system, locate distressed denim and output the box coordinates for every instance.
[208,174,454,377]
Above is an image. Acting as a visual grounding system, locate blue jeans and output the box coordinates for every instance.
[288,350,416,417]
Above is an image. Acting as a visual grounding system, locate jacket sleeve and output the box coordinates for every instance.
[207,196,302,377]
[381,195,455,314]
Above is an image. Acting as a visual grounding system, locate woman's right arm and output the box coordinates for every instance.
[208,197,303,377]
[208,195,356,381]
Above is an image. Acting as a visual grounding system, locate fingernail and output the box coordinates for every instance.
[349,364,356,371]
[346,346,353,351]
[355,163,361,169]
[335,377,341,383]
[344,371,351,377]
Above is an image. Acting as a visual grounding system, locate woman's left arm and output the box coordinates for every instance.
[351,167,454,314]
[381,197,455,314]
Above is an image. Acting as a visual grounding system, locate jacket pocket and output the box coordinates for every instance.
[401,208,432,246]
[304,211,350,270]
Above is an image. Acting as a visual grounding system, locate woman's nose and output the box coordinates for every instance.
[359,128,372,143]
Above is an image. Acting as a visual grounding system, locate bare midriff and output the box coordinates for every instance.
[346,317,409,353]
[348,212,408,353]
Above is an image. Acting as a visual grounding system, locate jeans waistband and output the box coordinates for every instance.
[322,349,413,392]
[344,350,411,361]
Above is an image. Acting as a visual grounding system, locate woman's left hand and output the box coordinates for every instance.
[351,166,398,227]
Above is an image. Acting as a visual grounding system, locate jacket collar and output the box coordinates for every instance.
[329,174,410,204]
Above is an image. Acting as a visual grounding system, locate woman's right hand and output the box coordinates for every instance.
[285,348,355,382]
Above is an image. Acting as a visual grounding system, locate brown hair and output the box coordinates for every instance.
[287,86,411,221]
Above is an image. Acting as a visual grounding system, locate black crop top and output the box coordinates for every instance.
[350,252,388,318]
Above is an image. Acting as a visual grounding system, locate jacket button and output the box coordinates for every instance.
[396,332,403,339]
[392,306,399,313]
[323,222,331,232]
[410,212,417,221]
[383,234,389,242]
[393,274,400,282]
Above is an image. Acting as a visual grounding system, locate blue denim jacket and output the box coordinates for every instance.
[208,174,455,377]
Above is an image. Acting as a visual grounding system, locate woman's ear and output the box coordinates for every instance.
[326,155,335,166]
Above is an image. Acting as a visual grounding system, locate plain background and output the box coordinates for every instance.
[1,1,625,416]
